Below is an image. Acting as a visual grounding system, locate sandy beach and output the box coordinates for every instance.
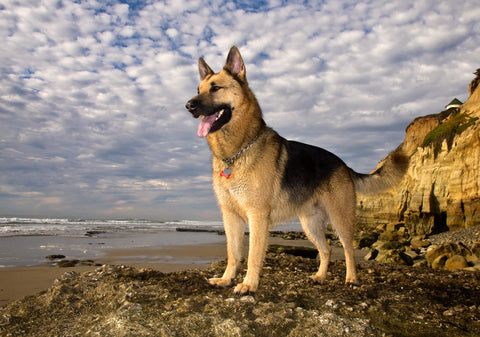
[0,240,230,306]
[0,237,364,306]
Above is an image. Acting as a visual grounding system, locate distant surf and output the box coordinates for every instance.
[0,217,224,237]
[0,217,301,268]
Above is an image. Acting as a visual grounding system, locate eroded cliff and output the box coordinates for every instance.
[358,74,480,235]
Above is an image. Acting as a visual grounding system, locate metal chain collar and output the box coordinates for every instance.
[221,134,260,167]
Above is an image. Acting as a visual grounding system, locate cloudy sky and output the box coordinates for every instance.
[1,0,479,220]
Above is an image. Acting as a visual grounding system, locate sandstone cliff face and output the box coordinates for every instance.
[358,80,480,236]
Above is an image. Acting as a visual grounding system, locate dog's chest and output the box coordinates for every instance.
[218,175,248,197]
[213,169,252,205]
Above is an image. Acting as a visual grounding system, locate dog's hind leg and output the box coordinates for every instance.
[325,190,359,285]
[208,210,246,288]
[299,207,332,283]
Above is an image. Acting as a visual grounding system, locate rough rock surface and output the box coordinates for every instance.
[1,249,480,337]
[362,221,480,271]
[358,73,480,235]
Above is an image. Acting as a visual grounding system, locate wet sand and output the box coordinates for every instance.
[0,237,364,306]
[0,241,230,306]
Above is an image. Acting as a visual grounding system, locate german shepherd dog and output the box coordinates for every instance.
[186,46,408,295]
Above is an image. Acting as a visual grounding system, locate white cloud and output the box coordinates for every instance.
[0,0,479,220]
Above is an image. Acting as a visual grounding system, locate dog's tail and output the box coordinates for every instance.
[350,148,409,195]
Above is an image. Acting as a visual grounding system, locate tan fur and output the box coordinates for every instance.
[186,46,409,294]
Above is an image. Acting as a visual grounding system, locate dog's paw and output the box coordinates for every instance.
[345,281,361,289]
[308,274,326,284]
[345,275,359,286]
[208,277,232,288]
[233,282,257,295]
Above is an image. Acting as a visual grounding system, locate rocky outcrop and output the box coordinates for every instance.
[2,253,480,336]
[470,69,480,97]
[358,74,480,235]
[362,222,480,272]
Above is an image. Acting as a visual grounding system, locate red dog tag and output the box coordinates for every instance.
[220,168,231,179]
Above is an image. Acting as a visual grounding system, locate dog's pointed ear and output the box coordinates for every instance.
[198,57,214,80]
[224,46,246,80]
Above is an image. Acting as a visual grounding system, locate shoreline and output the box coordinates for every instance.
[0,237,366,306]
[0,241,230,307]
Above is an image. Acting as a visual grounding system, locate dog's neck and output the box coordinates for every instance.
[207,112,266,164]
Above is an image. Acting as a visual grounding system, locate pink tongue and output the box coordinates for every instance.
[197,114,217,137]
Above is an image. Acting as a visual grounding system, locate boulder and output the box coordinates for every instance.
[46,254,66,260]
[57,260,80,268]
[444,255,468,271]
[471,242,480,258]
[413,260,428,268]
[425,242,471,266]
[380,240,406,250]
[354,233,378,249]
[378,231,398,242]
[431,254,448,270]
[376,249,413,266]
[404,250,419,260]
[410,239,431,250]
[364,249,379,261]
[386,222,406,233]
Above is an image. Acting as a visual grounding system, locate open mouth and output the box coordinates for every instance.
[197,107,232,137]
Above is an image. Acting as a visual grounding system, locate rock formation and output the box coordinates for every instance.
[358,72,480,236]
[470,68,480,97]
[361,221,480,272]
[2,256,480,336]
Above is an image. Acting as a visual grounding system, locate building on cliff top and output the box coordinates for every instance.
[445,98,463,110]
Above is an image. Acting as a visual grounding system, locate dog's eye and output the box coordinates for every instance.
[210,85,222,92]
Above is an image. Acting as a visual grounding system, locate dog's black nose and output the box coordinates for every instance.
[186,100,197,112]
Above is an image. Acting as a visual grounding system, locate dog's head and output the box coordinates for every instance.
[186,46,248,138]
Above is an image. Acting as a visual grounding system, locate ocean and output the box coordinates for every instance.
[0,217,302,268]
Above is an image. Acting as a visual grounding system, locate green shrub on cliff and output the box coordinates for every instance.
[422,110,478,156]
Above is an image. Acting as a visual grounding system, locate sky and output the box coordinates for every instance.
[1,0,479,221]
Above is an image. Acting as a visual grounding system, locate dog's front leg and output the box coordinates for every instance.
[233,212,270,295]
[208,210,245,288]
